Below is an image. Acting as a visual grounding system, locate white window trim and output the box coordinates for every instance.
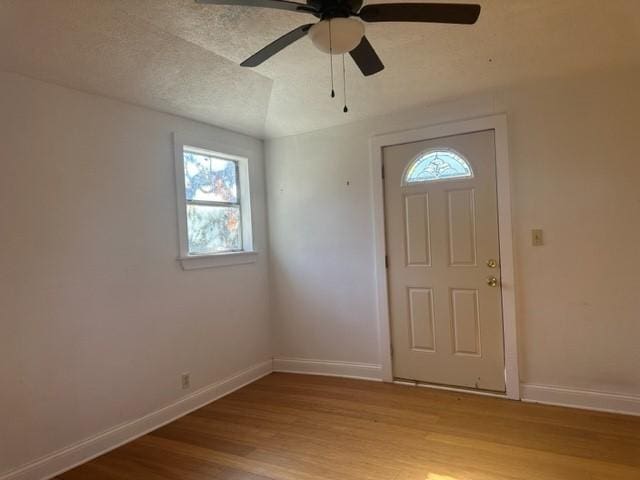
[173,133,257,270]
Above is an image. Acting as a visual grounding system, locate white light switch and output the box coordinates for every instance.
[532,229,544,246]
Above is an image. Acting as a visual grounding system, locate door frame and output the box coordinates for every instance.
[370,114,520,400]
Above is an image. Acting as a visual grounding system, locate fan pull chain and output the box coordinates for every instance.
[329,20,335,98]
[342,54,348,113]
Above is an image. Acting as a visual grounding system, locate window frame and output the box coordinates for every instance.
[173,133,257,270]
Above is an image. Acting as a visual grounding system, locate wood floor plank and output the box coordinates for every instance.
[108,440,226,480]
[58,373,640,480]
[150,423,257,457]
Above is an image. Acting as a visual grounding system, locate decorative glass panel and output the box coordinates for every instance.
[187,205,241,254]
[405,150,472,183]
[183,150,238,203]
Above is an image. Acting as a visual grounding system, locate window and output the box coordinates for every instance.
[404,149,473,184]
[183,149,241,254]
[174,134,256,270]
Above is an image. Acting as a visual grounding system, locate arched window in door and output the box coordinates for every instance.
[403,149,473,184]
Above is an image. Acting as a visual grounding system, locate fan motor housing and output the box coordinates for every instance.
[307,0,363,19]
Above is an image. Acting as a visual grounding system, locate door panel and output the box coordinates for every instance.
[450,288,481,356]
[405,194,431,266]
[408,287,436,351]
[447,188,477,266]
[384,130,505,392]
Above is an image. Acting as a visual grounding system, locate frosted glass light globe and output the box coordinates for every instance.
[309,18,365,54]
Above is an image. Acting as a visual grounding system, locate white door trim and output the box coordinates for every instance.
[369,114,520,400]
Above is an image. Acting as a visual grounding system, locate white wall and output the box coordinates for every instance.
[0,72,272,474]
[266,66,640,400]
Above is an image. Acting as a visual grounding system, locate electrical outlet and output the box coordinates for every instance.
[181,372,190,390]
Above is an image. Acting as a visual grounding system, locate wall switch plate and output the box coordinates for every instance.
[181,372,190,389]
[532,229,544,246]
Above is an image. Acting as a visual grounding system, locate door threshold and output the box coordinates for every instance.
[393,377,508,399]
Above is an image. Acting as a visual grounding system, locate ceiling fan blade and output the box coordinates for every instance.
[241,24,313,67]
[359,3,481,24]
[349,36,384,76]
[195,0,317,14]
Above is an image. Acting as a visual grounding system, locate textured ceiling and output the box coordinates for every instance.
[1,0,639,138]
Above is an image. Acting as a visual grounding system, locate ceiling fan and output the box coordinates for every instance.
[195,1,481,76]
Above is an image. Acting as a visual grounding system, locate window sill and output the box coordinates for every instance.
[178,251,258,270]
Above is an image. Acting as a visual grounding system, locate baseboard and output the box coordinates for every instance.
[0,359,274,480]
[272,356,382,381]
[521,383,640,417]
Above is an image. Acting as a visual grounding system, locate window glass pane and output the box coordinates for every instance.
[405,151,472,183]
[187,205,241,254]
[183,151,238,203]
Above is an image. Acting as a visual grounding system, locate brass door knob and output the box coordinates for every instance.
[487,259,498,268]
[487,276,498,287]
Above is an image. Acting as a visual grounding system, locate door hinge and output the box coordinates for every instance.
[381,165,385,179]
[385,255,389,269]
[390,343,394,356]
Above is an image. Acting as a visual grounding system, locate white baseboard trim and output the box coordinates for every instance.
[273,357,383,381]
[521,383,640,417]
[0,359,274,480]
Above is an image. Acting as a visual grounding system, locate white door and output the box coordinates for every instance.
[383,130,505,392]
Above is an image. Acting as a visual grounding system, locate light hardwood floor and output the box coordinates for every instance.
[58,373,640,479]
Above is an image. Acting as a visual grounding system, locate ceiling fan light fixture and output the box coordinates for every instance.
[309,18,364,55]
